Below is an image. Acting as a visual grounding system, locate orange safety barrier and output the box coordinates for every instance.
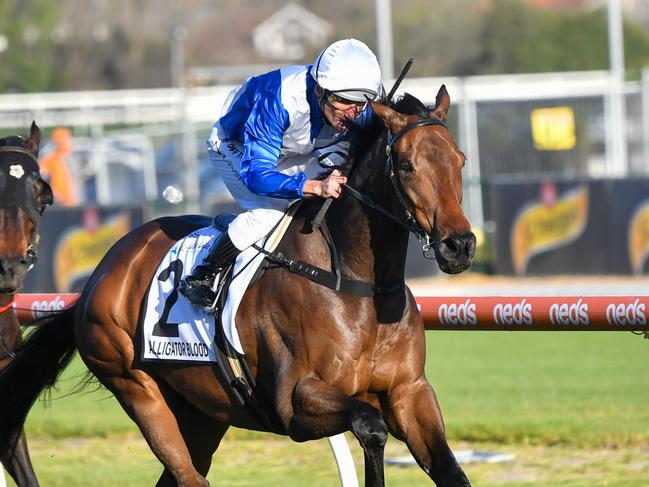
[12,294,649,332]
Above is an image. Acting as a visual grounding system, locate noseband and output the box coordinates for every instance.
[0,142,51,273]
[344,116,448,258]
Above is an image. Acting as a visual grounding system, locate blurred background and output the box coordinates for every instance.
[2,0,649,292]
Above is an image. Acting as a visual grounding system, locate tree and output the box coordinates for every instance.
[0,1,61,92]
[475,0,649,78]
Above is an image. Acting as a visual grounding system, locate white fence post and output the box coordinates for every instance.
[327,434,359,487]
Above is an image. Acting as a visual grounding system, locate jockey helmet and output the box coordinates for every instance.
[311,39,382,103]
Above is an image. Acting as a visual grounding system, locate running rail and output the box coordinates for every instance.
[13,294,649,331]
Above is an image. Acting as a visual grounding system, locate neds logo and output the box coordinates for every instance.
[493,299,533,325]
[549,298,589,325]
[438,299,477,325]
[606,299,646,325]
[30,296,66,318]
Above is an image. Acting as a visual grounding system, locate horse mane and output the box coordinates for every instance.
[392,92,431,117]
[346,92,432,163]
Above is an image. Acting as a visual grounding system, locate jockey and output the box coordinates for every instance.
[180,38,383,309]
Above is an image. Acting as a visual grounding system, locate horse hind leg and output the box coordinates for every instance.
[2,430,40,487]
[287,376,388,487]
[155,392,229,486]
[80,318,210,487]
[382,379,471,486]
[100,367,218,487]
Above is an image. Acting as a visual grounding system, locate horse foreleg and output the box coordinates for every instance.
[286,376,388,487]
[2,430,39,487]
[384,379,471,486]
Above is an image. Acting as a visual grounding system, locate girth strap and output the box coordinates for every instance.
[255,247,404,297]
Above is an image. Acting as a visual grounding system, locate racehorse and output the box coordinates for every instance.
[0,122,52,487]
[0,86,475,487]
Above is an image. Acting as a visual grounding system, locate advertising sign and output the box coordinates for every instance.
[21,206,144,293]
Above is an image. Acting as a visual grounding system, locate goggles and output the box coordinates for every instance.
[325,92,378,114]
[327,92,367,108]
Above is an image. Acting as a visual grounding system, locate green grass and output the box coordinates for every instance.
[4,331,649,486]
[426,331,649,447]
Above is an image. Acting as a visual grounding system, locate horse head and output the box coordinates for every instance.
[0,122,52,293]
[369,86,476,274]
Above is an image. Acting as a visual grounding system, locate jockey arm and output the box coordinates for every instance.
[239,92,347,200]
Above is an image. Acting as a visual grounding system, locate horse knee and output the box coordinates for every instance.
[350,405,388,449]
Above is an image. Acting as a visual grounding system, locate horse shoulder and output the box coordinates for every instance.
[370,291,427,391]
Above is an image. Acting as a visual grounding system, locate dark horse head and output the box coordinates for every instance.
[359,86,476,274]
[0,122,53,294]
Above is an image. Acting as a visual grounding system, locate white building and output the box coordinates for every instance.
[252,3,332,62]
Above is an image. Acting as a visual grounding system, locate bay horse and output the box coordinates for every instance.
[0,122,52,487]
[0,87,475,486]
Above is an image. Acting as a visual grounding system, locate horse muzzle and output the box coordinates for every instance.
[434,231,477,274]
[0,256,30,294]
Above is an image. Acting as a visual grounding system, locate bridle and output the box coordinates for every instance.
[0,142,51,279]
[343,116,448,258]
[0,141,49,359]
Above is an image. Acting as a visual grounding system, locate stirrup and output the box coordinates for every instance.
[179,279,218,311]
[183,271,217,289]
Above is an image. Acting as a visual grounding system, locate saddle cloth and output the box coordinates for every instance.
[141,207,297,363]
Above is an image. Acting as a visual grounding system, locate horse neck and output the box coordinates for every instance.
[327,130,410,285]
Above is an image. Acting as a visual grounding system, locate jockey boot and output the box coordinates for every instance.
[180,231,240,309]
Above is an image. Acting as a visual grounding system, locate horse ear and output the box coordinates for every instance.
[26,121,41,158]
[431,85,450,122]
[370,101,408,135]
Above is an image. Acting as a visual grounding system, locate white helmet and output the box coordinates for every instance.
[310,39,382,102]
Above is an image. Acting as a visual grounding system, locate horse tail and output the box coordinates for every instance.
[0,304,78,450]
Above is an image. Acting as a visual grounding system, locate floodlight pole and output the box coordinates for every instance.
[607,0,628,176]
[375,0,394,81]
[171,23,199,212]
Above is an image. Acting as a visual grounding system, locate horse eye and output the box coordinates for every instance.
[400,159,413,172]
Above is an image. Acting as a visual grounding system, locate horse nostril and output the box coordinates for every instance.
[439,237,460,260]
[440,233,477,261]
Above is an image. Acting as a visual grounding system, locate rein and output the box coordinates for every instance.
[0,142,50,270]
[343,117,449,258]
[261,117,450,296]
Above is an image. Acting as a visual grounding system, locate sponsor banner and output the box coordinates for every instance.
[489,177,612,275]
[15,293,649,331]
[14,293,79,322]
[510,184,589,275]
[417,296,649,330]
[21,206,144,293]
[628,199,649,275]
[607,179,649,274]
[530,106,576,151]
